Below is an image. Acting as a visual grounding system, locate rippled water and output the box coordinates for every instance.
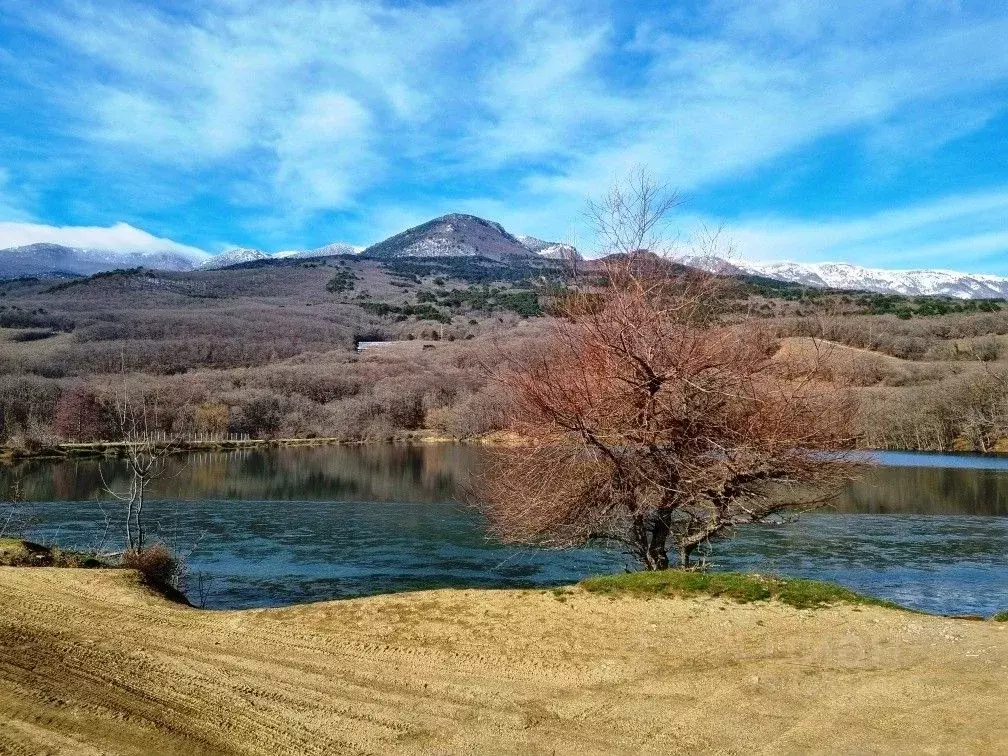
[3,446,1006,616]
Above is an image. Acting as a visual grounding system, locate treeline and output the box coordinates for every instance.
[0,338,518,447]
[861,369,1008,452]
[2,257,1008,454]
[777,311,1008,360]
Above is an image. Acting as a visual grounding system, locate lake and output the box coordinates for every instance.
[2,446,1006,616]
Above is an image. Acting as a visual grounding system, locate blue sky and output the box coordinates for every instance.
[1,0,1008,271]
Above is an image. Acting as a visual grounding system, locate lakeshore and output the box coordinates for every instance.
[0,431,505,464]
[4,431,1008,465]
[0,566,1005,754]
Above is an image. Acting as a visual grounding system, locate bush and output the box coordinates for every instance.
[122,544,179,592]
[972,337,1002,362]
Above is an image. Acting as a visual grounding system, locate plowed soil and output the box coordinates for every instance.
[0,567,1004,754]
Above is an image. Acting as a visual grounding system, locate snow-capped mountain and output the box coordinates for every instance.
[202,242,362,267]
[0,243,206,278]
[516,235,581,261]
[515,235,553,253]
[300,242,363,258]
[364,214,535,261]
[693,258,1008,299]
[198,248,270,270]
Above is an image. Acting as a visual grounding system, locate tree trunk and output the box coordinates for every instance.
[135,477,144,551]
[631,513,650,568]
[678,543,696,568]
[125,490,134,551]
[646,511,671,570]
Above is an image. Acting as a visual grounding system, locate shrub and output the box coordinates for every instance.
[326,269,357,294]
[972,337,1002,362]
[123,544,179,592]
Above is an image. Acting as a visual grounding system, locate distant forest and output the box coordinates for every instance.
[1,254,1006,453]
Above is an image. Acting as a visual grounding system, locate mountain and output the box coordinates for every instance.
[516,235,581,261]
[300,242,363,258]
[515,235,553,254]
[0,243,203,278]
[202,242,363,267]
[729,260,1008,299]
[364,214,534,261]
[198,248,271,270]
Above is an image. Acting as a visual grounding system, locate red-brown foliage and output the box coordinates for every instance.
[479,252,860,568]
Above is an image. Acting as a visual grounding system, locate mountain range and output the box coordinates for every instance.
[0,243,204,278]
[197,242,366,270]
[690,257,1008,300]
[2,213,1006,299]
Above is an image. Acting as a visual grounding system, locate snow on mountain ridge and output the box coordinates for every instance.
[0,242,205,278]
[301,242,363,257]
[735,260,1008,299]
[517,235,581,260]
[364,214,533,261]
[198,248,270,270]
[198,242,363,269]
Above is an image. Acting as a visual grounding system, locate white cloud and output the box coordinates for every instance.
[705,188,1008,273]
[274,92,378,211]
[0,221,208,259]
[15,0,469,214]
[3,0,1008,254]
[522,4,1008,202]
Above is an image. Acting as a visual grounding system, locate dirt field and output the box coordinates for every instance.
[0,567,1004,754]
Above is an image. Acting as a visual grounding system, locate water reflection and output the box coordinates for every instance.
[4,445,1007,516]
[2,446,1006,616]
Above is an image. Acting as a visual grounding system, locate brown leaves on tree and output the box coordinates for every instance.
[478,200,860,569]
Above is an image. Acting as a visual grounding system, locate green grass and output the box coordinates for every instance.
[579,570,905,611]
[994,610,1008,622]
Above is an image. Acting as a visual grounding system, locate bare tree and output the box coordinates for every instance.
[52,381,107,441]
[99,370,174,552]
[585,165,682,257]
[478,170,860,569]
[1,480,26,539]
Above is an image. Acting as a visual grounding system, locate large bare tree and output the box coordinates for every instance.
[479,171,859,569]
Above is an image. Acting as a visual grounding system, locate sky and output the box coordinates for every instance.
[1,0,1007,272]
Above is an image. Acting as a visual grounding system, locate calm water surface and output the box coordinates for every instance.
[3,446,1006,616]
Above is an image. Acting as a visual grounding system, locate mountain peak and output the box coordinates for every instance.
[363,213,532,261]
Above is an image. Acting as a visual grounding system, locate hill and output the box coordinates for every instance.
[364,213,534,261]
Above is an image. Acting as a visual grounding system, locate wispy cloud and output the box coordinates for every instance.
[0,0,1006,262]
[707,188,1008,275]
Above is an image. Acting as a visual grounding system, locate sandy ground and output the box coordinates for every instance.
[0,568,1004,755]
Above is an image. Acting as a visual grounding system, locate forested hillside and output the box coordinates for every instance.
[1,254,1005,453]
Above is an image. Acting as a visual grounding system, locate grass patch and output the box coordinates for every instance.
[993,610,1008,622]
[579,570,904,611]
